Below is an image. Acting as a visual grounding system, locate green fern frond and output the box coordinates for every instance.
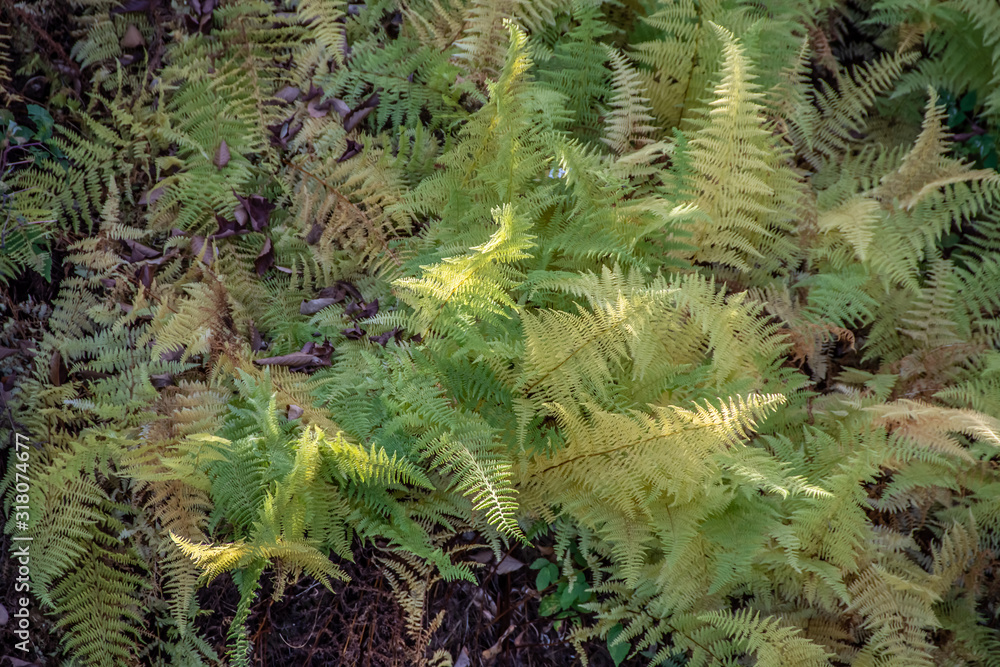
[395,202,535,341]
[678,24,802,282]
[699,608,833,667]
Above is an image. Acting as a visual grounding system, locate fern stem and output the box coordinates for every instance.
[521,309,632,396]
[529,417,739,478]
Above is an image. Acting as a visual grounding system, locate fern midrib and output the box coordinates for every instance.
[521,306,632,396]
[529,412,744,479]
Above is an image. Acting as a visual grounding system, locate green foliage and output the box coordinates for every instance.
[5,1,1000,666]
[0,105,62,283]
[531,541,599,624]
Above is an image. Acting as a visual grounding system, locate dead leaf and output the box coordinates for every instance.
[255,341,334,372]
[183,12,213,35]
[454,648,471,667]
[301,341,335,363]
[1,375,15,402]
[341,324,366,340]
[190,236,217,264]
[469,550,493,564]
[214,139,230,169]
[275,86,300,102]
[111,0,152,15]
[268,119,302,149]
[319,281,363,303]
[307,98,333,118]
[255,351,320,367]
[0,601,7,625]
[303,84,322,101]
[150,373,173,388]
[3,656,40,667]
[330,98,350,117]
[358,299,378,319]
[137,263,155,288]
[138,186,165,206]
[495,554,524,575]
[191,0,215,13]
[368,327,403,347]
[159,346,184,362]
[254,237,274,275]
[0,347,18,361]
[300,298,339,315]
[122,239,160,263]
[233,192,275,232]
[233,203,248,228]
[343,106,373,133]
[249,321,266,352]
[287,404,304,420]
[50,350,66,387]
[337,139,363,163]
[121,24,145,48]
[210,214,240,240]
[482,626,516,663]
[305,221,324,244]
[146,251,178,266]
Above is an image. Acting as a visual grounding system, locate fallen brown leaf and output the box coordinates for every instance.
[300,298,339,315]
[121,24,145,48]
[214,139,230,169]
[50,350,66,387]
[254,237,274,275]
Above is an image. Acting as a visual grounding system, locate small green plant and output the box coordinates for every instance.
[938,88,998,169]
[529,542,601,635]
[1,105,67,167]
[531,546,636,664]
[605,623,631,666]
[531,558,593,619]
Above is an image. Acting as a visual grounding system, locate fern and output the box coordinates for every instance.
[700,609,833,667]
[676,25,802,283]
[8,2,1000,666]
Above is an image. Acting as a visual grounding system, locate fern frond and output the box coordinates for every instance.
[395,202,535,341]
[602,46,657,156]
[298,0,346,66]
[699,609,833,667]
[679,24,802,282]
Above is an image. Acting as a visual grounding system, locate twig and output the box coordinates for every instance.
[953,124,986,143]
[4,5,81,82]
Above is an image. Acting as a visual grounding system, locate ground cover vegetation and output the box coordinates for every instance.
[3,0,1000,665]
